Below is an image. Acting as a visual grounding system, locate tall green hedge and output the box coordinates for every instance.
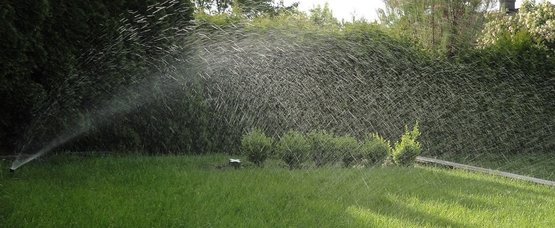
[0,0,195,154]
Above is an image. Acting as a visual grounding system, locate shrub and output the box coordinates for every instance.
[478,1,555,49]
[276,130,311,169]
[360,133,391,166]
[392,123,421,166]
[241,128,273,167]
[307,130,336,167]
[334,135,361,167]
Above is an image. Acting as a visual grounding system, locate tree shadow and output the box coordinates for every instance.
[423,166,555,200]
[342,166,555,227]
[347,197,467,227]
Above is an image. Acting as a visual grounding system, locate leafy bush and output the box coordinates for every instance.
[334,135,361,167]
[276,130,311,169]
[0,0,195,155]
[360,133,391,166]
[307,130,336,167]
[392,123,422,166]
[241,128,273,167]
[478,1,555,49]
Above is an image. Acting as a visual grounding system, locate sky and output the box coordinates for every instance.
[283,0,555,22]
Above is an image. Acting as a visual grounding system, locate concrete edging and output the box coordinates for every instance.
[416,156,555,187]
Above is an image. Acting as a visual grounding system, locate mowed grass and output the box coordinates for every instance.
[441,152,555,181]
[1,154,554,227]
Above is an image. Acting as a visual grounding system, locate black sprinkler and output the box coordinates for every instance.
[9,168,15,173]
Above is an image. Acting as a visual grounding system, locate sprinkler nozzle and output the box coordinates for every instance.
[9,168,15,173]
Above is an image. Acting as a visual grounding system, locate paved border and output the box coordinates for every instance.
[416,156,555,187]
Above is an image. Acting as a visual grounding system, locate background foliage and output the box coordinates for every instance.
[1,0,553,165]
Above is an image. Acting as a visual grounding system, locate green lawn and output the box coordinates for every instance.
[1,154,554,227]
[439,152,555,181]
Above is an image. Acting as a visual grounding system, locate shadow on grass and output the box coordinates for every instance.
[1,156,554,227]
[342,166,555,227]
[347,197,466,227]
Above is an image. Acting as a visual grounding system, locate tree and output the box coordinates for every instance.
[195,0,298,17]
[195,0,233,13]
[309,3,340,27]
[477,1,555,50]
[378,0,497,56]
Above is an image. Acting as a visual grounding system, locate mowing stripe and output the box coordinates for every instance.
[416,156,555,187]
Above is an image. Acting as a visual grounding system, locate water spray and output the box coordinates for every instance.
[10,2,553,171]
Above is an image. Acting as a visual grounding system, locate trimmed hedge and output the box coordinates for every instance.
[392,124,422,166]
[241,128,273,167]
[276,130,311,169]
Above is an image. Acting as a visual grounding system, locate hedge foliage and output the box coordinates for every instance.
[1,2,552,161]
[392,124,422,166]
[242,127,421,168]
[241,128,273,167]
[307,130,336,167]
[276,130,311,169]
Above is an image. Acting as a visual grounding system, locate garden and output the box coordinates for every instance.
[1,0,554,226]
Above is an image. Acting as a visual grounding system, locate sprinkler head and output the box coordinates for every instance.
[9,168,15,173]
